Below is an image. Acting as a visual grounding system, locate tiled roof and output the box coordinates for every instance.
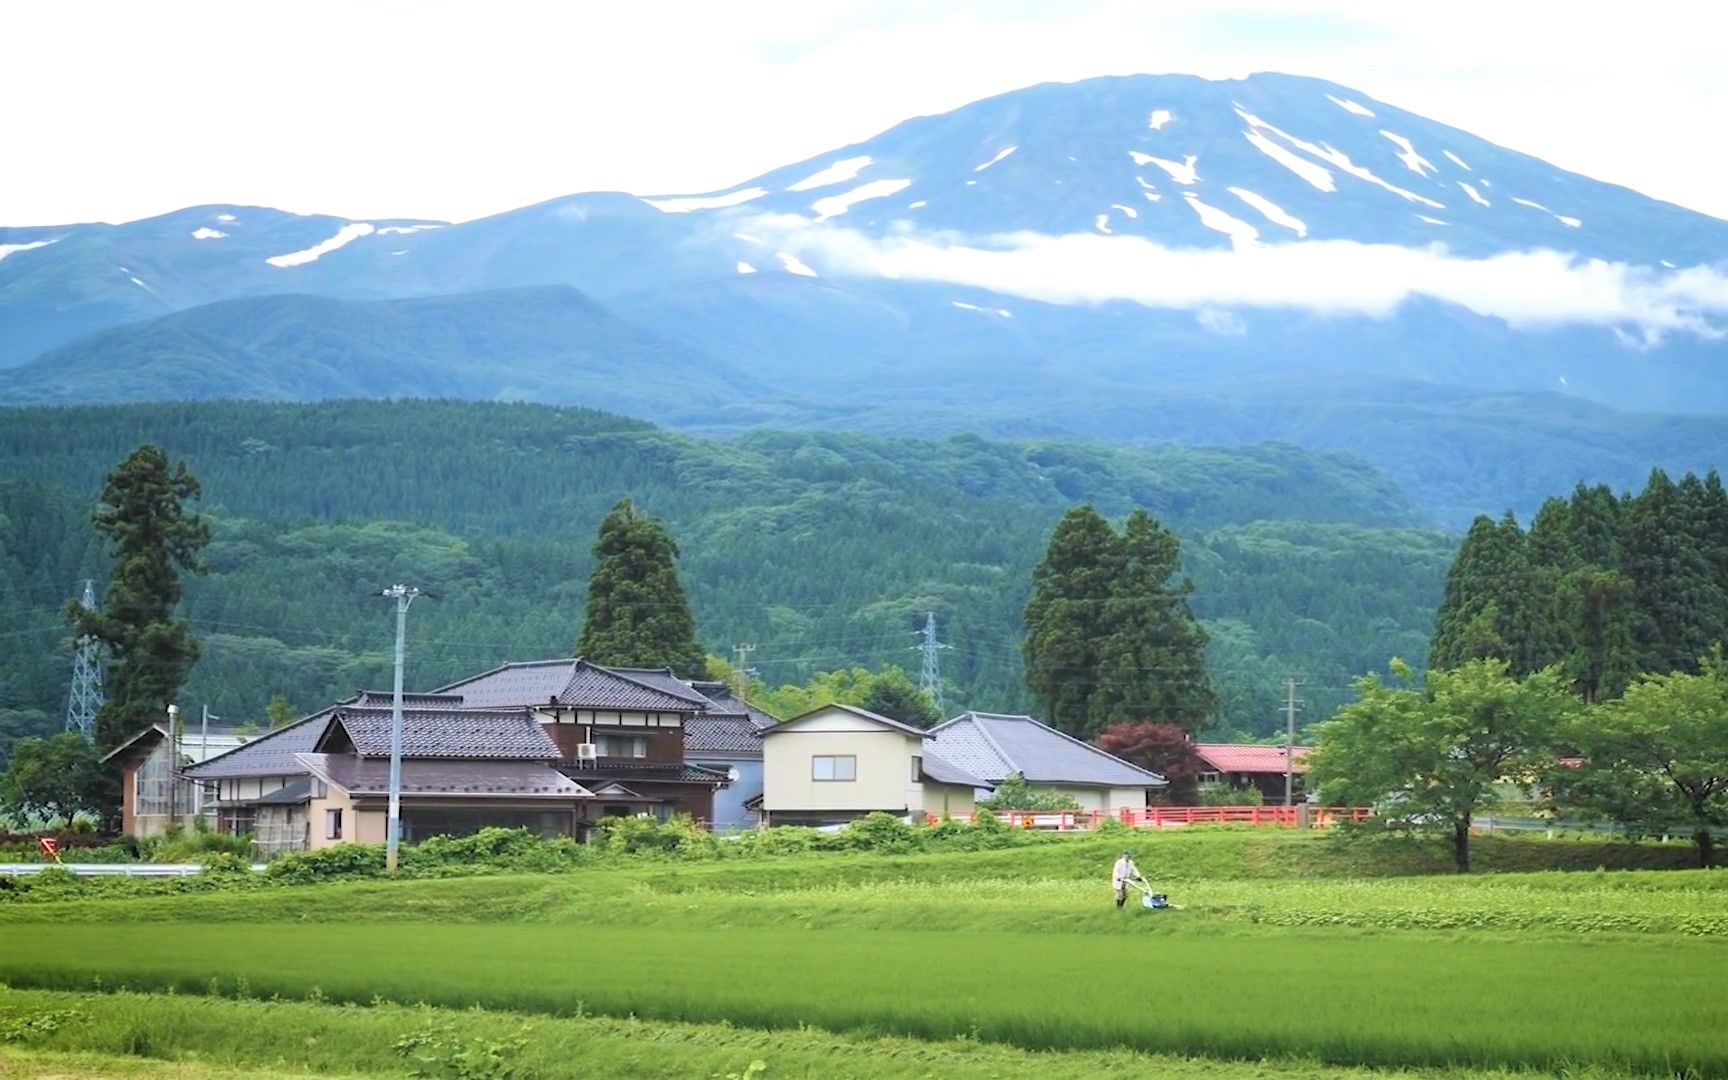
[248,777,314,805]
[690,681,781,729]
[183,711,335,779]
[919,749,990,789]
[320,707,561,760]
[433,658,705,713]
[1194,743,1310,775]
[299,754,590,798]
[602,667,714,705]
[557,762,730,786]
[557,662,705,711]
[685,715,763,755]
[433,658,581,708]
[351,691,470,710]
[928,712,1166,787]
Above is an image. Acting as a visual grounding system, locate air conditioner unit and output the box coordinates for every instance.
[575,743,599,763]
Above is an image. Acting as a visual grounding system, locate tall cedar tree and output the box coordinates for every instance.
[1621,469,1723,677]
[73,445,209,752]
[1023,506,1122,734]
[1025,507,1213,737]
[577,499,705,678]
[1089,511,1214,734]
[1429,512,1547,676]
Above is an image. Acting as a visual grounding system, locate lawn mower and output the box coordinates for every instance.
[1126,871,1181,910]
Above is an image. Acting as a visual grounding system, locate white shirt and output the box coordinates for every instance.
[1112,857,1136,886]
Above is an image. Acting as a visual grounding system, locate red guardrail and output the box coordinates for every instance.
[929,806,1371,830]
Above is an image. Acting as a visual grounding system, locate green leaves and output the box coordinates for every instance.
[1309,659,1578,871]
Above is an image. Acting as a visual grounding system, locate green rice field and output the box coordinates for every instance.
[2,833,1724,1078]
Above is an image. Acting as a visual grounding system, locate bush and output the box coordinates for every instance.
[266,843,388,884]
[725,826,842,859]
[841,813,924,854]
[1197,784,1265,806]
[978,773,1083,811]
[198,852,254,876]
[144,829,254,863]
[1093,815,1131,837]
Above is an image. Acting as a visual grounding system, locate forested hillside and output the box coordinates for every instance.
[0,401,1453,761]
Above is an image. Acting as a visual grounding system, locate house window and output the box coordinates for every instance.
[311,778,328,798]
[911,755,924,782]
[597,735,648,759]
[325,809,343,840]
[1199,771,1221,785]
[812,755,857,782]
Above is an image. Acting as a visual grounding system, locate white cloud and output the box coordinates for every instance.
[742,214,1728,342]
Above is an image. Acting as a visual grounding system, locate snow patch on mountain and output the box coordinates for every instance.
[1379,131,1436,177]
[1111,203,1140,219]
[1240,124,1336,192]
[1148,108,1172,130]
[776,251,818,277]
[1182,192,1259,249]
[0,238,60,262]
[1327,94,1375,117]
[952,300,1012,318]
[812,178,911,221]
[1557,215,1582,228]
[1238,108,1444,209]
[1094,213,1113,234]
[1443,150,1471,171]
[787,156,872,192]
[1138,153,1199,185]
[736,261,757,274]
[265,223,375,268]
[1459,182,1491,207]
[375,224,444,235]
[1229,187,1306,236]
[215,213,238,222]
[973,146,1017,172]
[1419,215,1449,225]
[191,227,227,240]
[1512,197,1551,212]
[646,188,768,213]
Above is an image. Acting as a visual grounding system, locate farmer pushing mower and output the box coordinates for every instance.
[1112,850,1139,909]
[1113,848,1176,911]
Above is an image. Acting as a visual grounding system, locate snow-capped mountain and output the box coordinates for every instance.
[2,72,1725,521]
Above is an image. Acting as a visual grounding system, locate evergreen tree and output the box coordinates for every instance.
[1023,507,1123,735]
[1088,510,1215,734]
[73,445,209,752]
[1430,513,1543,674]
[1621,469,1721,676]
[577,498,704,677]
[857,673,942,729]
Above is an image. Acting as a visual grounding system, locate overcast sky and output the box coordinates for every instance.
[5,0,1725,227]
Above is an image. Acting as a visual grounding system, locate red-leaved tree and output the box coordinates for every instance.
[1095,721,1202,804]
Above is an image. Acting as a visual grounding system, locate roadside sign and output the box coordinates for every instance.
[37,837,61,863]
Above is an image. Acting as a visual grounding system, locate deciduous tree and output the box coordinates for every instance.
[1556,650,1728,868]
[1307,658,1575,872]
[0,732,104,827]
[1094,721,1202,803]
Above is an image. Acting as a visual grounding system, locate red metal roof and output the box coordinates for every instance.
[1194,743,1310,774]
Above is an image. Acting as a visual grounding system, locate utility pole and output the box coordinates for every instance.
[379,584,420,874]
[1283,678,1302,807]
[198,705,220,818]
[65,580,103,739]
[166,703,181,825]
[916,612,951,715]
[730,643,756,701]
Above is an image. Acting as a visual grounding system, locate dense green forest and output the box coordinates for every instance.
[0,401,1454,763]
[1431,470,1728,700]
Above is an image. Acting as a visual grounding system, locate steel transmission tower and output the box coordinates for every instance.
[66,580,103,739]
[915,612,951,714]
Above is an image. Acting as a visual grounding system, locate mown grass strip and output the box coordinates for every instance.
[0,989,1669,1080]
[2,923,1722,1074]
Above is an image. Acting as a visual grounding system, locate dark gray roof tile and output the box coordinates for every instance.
[320,707,561,760]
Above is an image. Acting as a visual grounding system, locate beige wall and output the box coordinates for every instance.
[1027,785,1149,811]
[923,783,976,818]
[305,783,381,850]
[763,708,926,814]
